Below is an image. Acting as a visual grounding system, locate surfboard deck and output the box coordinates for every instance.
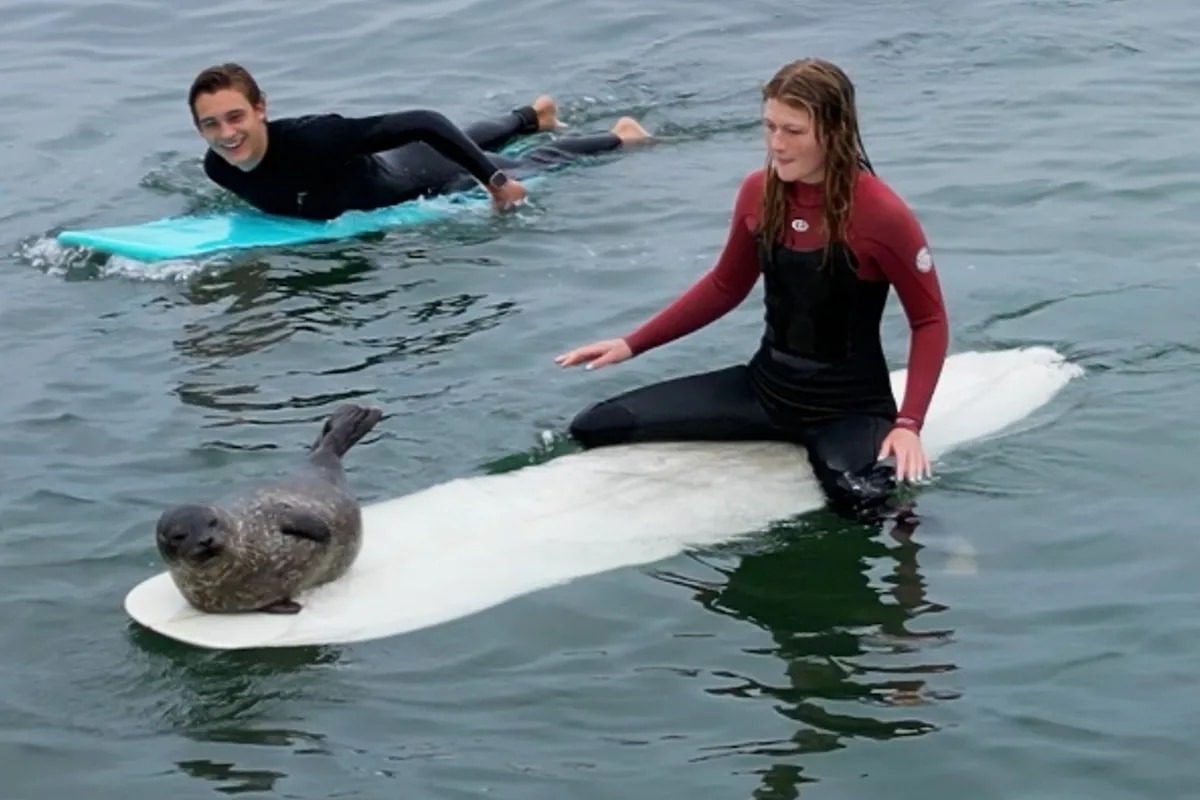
[124,346,1084,650]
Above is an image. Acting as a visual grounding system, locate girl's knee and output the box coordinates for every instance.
[568,399,636,448]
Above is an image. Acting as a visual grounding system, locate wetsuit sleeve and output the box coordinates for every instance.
[317,110,501,186]
[869,200,949,433]
[623,176,762,355]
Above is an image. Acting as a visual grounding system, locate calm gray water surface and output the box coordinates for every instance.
[3,0,1200,796]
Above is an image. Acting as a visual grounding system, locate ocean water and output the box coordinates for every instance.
[2,0,1199,796]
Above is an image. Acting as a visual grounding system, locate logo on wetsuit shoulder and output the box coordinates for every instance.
[915,246,934,273]
[791,218,809,232]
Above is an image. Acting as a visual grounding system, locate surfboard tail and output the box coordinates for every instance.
[311,404,384,459]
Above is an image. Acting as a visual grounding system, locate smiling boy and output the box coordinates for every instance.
[189,62,650,221]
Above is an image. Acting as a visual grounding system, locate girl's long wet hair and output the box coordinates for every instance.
[759,59,875,265]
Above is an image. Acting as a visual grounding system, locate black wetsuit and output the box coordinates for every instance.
[204,105,622,220]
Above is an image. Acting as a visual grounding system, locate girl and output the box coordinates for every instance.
[556,58,949,519]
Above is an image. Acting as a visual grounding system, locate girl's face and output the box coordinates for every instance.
[762,98,824,184]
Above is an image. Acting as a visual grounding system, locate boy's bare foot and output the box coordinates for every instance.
[532,95,566,131]
[610,116,653,145]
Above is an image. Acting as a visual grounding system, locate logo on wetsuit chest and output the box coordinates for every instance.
[790,218,809,232]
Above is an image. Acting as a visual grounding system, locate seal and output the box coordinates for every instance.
[154,403,384,615]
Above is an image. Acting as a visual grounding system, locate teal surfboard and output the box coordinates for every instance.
[58,141,548,262]
[57,187,516,262]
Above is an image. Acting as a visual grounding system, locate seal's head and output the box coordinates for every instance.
[155,504,234,567]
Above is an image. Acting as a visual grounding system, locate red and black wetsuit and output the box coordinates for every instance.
[568,167,949,517]
[204,106,622,221]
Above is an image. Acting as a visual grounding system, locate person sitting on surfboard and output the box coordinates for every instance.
[555,58,950,521]
[188,62,652,221]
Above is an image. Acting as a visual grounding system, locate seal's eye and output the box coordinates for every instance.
[207,517,218,528]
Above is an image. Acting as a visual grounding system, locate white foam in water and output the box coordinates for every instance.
[125,346,1084,650]
[21,235,213,282]
[97,256,212,282]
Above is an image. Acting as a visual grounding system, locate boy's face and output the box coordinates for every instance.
[193,88,268,170]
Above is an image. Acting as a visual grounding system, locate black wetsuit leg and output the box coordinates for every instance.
[748,345,901,520]
[568,361,900,521]
[440,132,623,192]
[512,134,622,169]
[375,107,537,196]
[377,100,624,199]
[456,106,622,167]
[568,365,784,447]
[461,106,540,151]
[801,414,898,520]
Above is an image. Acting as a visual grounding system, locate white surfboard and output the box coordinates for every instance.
[125,346,1084,650]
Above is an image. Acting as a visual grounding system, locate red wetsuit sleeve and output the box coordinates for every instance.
[866,190,949,432]
[624,175,763,355]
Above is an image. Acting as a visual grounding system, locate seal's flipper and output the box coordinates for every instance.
[279,510,333,543]
[310,404,384,460]
[258,599,302,614]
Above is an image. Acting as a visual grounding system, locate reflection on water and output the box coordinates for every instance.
[174,758,287,795]
[654,515,956,797]
[174,723,333,795]
[179,254,387,316]
[324,294,519,376]
[126,626,342,793]
[127,624,343,720]
[167,249,521,418]
[173,382,378,417]
[176,309,294,361]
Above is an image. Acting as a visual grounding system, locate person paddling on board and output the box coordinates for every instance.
[189,62,653,221]
[555,58,949,521]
